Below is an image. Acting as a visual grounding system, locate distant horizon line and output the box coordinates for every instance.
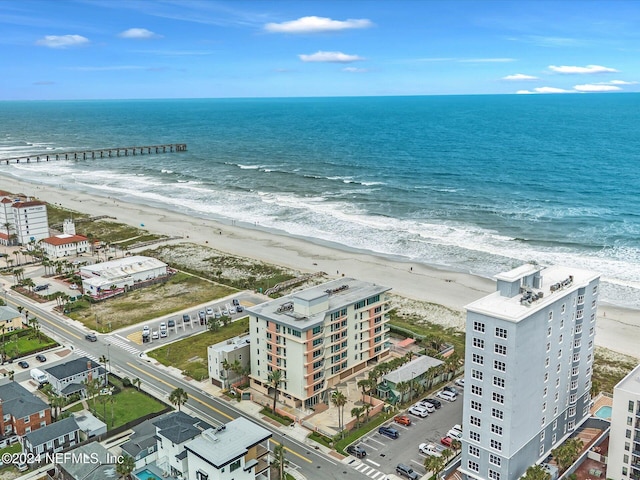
[1,91,637,102]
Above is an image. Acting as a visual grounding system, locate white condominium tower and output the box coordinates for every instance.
[247,278,391,409]
[460,264,600,480]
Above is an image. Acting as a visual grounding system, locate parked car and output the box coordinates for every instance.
[447,428,463,439]
[206,307,214,316]
[236,305,244,313]
[396,463,419,480]
[198,311,206,321]
[152,330,159,340]
[142,325,150,335]
[168,319,176,328]
[85,333,97,342]
[444,385,458,395]
[35,354,46,362]
[436,390,457,402]
[422,397,442,409]
[34,284,49,292]
[232,298,240,306]
[441,436,453,447]
[419,443,443,457]
[408,405,429,418]
[221,306,229,316]
[394,415,412,426]
[70,284,78,290]
[417,401,435,413]
[346,445,367,458]
[18,361,29,368]
[183,314,191,323]
[16,462,28,472]
[454,378,465,387]
[378,426,399,439]
[452,424,463,434]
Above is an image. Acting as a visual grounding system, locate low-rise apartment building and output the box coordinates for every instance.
[247,278,391,409]
[208,335,251,388]
[0,382,51,445]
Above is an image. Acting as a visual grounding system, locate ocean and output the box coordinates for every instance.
[1,95,639,307]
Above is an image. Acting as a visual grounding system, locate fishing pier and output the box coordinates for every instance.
[1,143,187,165]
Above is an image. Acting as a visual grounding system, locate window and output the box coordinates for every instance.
[491,424,503,435]
[549,311,553,321]
[470,431,480,442]
[494,360,506,372]
[540,431,545,442]
[544,372,548,382]
[312,326,322,335]
[593,285,598,295]
[196,471,209,480]
[540,445,545,455]
[472,369,483,381]
[495,327,507,339]
[473,337,485,349]
[489,454,501,467]
[553,419,557,429]
[545,357,550,368]
[542,402,547,412]
[470,416,481,427]
[560,319,564,328]
[471,385,483,396]
[474,321,485,333]
[489,470,501,480]
[492,408,503,420]
[558,349,562,358]
[494,344,507,355]
[559,334,563,343]
[469,445,480,457]
[546,342,551,352]
[547,326,552,336]
[492,392,504,404]
[468,461,479,472]
[561,304,566,313]
[493,377,505,388]
[543,387,548,397]
[541,417,546,426]
[629,401,635,412]
[473,353,484,365]
[471,400,482,412]
[490,439,502,451]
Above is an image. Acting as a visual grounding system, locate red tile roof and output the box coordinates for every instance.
[41,235,88,246]
[13,201,46,208]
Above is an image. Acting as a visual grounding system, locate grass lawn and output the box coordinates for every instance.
[67,272,237,331]
[89,381,166,429]
[149,317,249,380]
[2,331,57,359]
[64,403,85,414]
[47,204,89,227]
[389,312,466,356]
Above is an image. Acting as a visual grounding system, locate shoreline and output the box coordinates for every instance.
[1,174,639,360]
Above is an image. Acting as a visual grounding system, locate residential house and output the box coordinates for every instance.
[72,410,107,440]
[120,416,161,469]
[54,441,119,480]
[45,357,106,398]
[0,305,23,333]
[22,416,80,456]
[379,355,444,404]
[40,233,89,258]
[0,381,51,447]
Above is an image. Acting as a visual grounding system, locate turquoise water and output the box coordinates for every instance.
[1,95,639,306]
[595,406,612,419]
[135,469,163,480]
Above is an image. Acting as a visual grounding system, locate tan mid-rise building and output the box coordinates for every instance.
[247,278,391,409]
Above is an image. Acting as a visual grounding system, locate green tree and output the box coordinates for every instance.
[132,377,141,391]
[84,377,102,412]
[268,369,283,413]
[169,387,189,411]
[271,443,288,480]
[395,381,410,403]
[522,465,551,480]
[424,454,446,478]
[116,454,135,480]
[357,378,371,403]
[362,402,372,421]
[551,438,584,471]
[351,406,364,427]
[331,390,347,437]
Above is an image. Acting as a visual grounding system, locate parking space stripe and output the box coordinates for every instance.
[368,438,385,446]
[366,459,380,467]
[367,469,378,477]
[360,442,378,451]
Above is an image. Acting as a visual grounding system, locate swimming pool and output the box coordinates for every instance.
[595,405,612,419]
[135,469,163,480]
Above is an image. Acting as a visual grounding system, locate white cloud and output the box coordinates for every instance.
[502,73,539,81]
[515,87,573,94]
[573,84,622,92]
[516,90,536,94]
[118,28,161,39]
[343,67,367,73]
[36,34,89,48]
[594,79,638,85]
[265,16,373,34]
[299,51,363,63]
[548,64,618,74]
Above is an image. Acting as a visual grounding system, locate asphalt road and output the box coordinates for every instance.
[3,288,374,480]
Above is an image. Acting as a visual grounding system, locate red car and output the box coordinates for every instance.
[394,415,412,426]
[441,436,453,447]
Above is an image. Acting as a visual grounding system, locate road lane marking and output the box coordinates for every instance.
[38,316,82,339]
[269,438,313,464]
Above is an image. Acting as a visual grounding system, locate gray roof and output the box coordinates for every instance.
[0,381,48,419]
[73,410,106,434]
[45,356,105,380]
[59,442,117,480]
[153,411,212,445]
[383,355,444,385]
[61,383,85,395]
[247,277,391,331]
[185,417,271,468]
[24,416,79,447]
[121,415,162,458]
[0,305,20,322]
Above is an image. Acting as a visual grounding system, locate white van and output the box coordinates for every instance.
[30,368,48,385]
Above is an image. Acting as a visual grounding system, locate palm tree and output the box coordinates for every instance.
[84,377,101,412]
[395,381,410,404]
[451,439,462,452]
[169,387,188,411]
[221,359,231,389]
[271,443,288,480]
[424,454,446,478]
[132,377,141,391]
[522,465,551,480]
[362,402,372,421]
[351,406,364,427]
[0,325,6,363]
[268,369,283,413]
[116,454,135,480]
[357,378,371,403]
[8,370,14,382]
[331,390,347,437]
[441,448,453,464]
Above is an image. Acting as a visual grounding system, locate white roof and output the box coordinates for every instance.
[80,255,167,281]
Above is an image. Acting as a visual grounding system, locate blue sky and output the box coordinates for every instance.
[1,0,639,99]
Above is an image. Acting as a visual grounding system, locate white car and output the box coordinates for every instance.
[408,405,429,418]
[452,424,463,434]
[206,307,214,316]
[70,284,78,290]
[454,378,465,387]
[142,325,150,335]
[419,443,442,457]
[447,429,463,439]
[152,330,159,340]
[418,401,435,413]
[436,390,457,402]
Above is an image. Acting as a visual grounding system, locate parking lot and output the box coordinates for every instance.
[348,386,464,479]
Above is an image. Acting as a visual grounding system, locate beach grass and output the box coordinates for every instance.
[148,317,250,380]
[389,311,466,356]
[75,219,165,245]
[67,272,237,331]
[592,347,637,394]
[47,203,89,226]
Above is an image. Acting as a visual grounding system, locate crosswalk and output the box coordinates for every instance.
[104,335,142,355]
[71,347,100,363]
[353,461,388,479]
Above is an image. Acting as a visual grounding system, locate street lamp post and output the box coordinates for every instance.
[106,344,111,376]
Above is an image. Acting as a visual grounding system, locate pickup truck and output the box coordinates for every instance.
[419,443,443,457]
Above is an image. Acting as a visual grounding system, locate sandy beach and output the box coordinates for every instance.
[2,175,639,360]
